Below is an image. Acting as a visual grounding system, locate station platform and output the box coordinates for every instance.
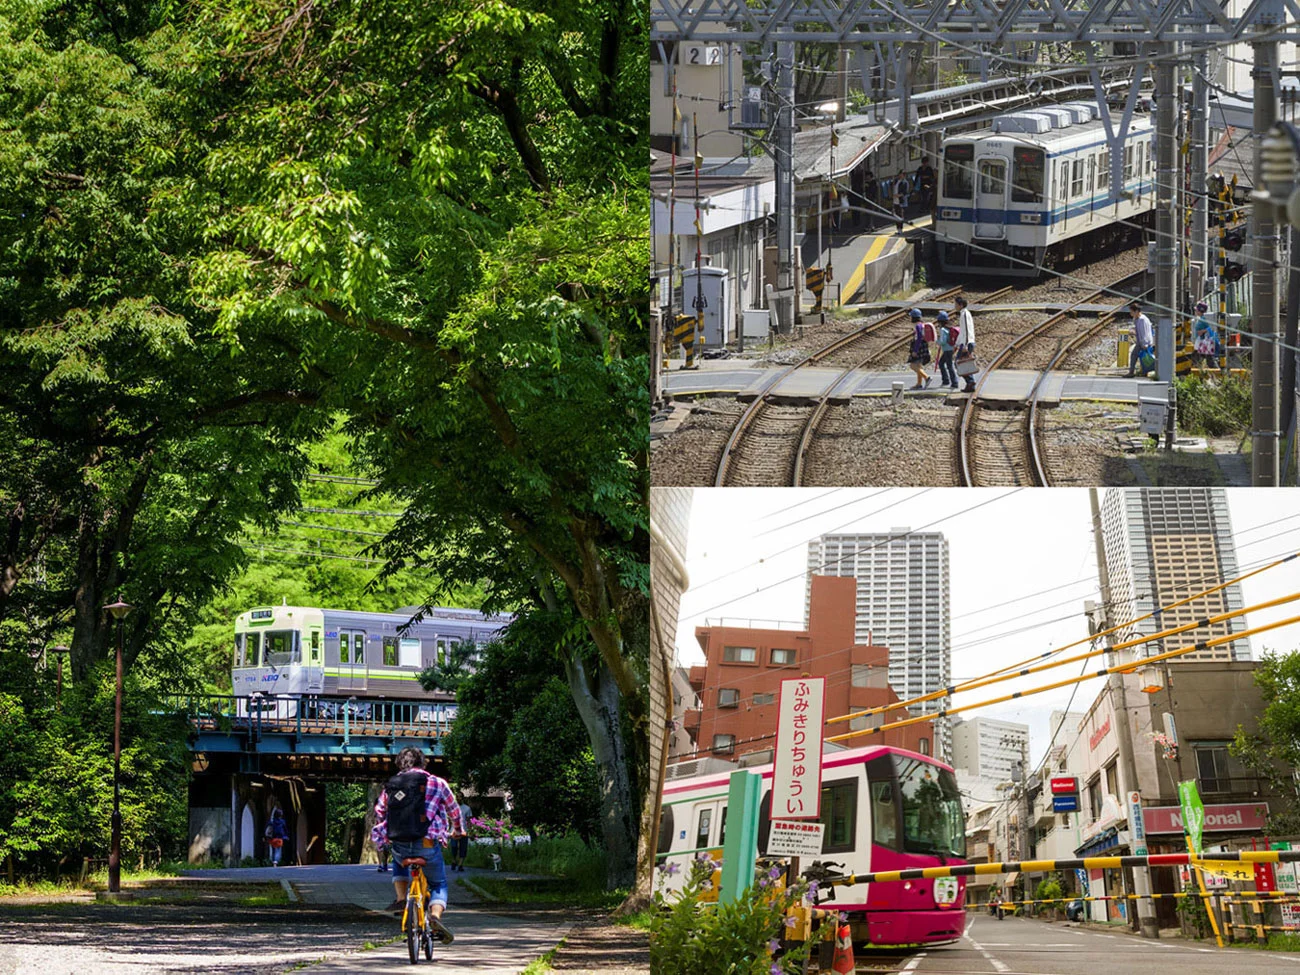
[662,362,1169,406]
[801,221,917,308]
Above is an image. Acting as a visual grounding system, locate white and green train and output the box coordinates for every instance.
[231,604,511,714]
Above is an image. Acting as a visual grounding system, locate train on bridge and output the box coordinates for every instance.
[934,104,1155,276]
[231,603,512,716]
[658,745,967,948]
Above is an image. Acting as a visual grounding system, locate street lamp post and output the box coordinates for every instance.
[103,600,133,895]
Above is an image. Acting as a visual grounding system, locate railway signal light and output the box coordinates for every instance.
[1223,261,1246,283]
[1222,230,1244,251]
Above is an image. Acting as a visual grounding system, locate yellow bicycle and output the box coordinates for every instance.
[400,855,437,964]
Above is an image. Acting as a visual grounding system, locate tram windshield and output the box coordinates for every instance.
[261,630,300,666]
[943,144,974,199]
[897,757,966,859]
[235,632,260,668]
[1010,147,1044,203]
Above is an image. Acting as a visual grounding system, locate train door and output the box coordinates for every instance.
[338,629,368,691]
[974,159,1007,238]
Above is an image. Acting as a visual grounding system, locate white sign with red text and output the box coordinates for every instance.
[771,677,826,819]
[767,819,826,857]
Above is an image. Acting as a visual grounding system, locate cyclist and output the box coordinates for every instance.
[370,746,462,944]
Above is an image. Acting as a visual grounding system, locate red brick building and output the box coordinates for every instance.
[685,575,934,763]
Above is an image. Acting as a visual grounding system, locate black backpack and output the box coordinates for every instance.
[385,770,429,842]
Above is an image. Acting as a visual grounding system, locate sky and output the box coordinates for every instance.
[670,488,1300,767]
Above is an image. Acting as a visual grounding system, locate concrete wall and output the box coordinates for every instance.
[853,245,913,304]
[188,806,232,864]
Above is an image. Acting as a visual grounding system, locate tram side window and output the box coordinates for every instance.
[353,633,366,664]
[943,144,974,200]
[1010,147,1044,203]
[870,779,899,850]
[695,808,713,850]
[1123,144,1134,181]
[819,777,858,854]
[310,630,321,663]
[236,633,259,668]
[1071,159,1084,197]
[1096,153,1108,191]
[383,635,398,666]
[263,630,299,666]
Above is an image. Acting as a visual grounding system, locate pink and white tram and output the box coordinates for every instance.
[658,745,968,948]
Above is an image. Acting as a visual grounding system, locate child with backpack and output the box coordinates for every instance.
[935,310,959,389]
[264,807,289,866]
[907,308,932,389]
[371,746,463,943]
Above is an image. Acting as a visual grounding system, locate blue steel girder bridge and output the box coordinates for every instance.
[168,694,453,778]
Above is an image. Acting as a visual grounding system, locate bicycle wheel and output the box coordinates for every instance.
[405,896,419,964]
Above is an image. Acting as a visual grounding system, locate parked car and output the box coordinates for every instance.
[1065,899,1085,921]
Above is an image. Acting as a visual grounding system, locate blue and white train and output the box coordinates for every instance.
[934,104,1155,276]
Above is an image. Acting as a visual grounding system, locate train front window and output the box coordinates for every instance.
[943,144,973,199]
[1010,147,1044,203]
[237,632,260,667]
[896,757,965,859]
[262,630,300,666]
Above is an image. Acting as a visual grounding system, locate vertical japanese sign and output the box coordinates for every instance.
[1178,780,1205,855]
[770,677,825,819]
[1128,791,1148,856]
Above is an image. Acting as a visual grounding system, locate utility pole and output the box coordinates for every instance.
[1089,490,1160,939]
[1252,12,1281,485]
[1190,47,1210,299]
[774,41,796,334]
[1155,47,1178,383]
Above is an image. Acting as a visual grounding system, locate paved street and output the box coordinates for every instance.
[885,914,1300,974]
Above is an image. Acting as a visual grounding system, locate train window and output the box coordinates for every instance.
[656,806,674,856]
[978,160,1005,196]
[820,778,858,854]
[719,806,727,846]
[353,633,365,663]
[1009,147,1043,203]
[1096,153,1108,191]
[943,143,973,199]
[1059,162,1068,199]
[1136,142,1144,186]
[383,635,398,666]
[896,757,965,859]
[263,630,299,666]
[1071,160,1084,197]
[310,631,321,663]
[695,808,713,849]
[1123,144,1134,180]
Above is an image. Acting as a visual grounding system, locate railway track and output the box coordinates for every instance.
[714,287,967,486]
[956,272,1148,487]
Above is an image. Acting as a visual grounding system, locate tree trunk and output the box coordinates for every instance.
[562,651,637,890]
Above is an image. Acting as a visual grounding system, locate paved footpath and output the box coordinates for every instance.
[198,863,576,973]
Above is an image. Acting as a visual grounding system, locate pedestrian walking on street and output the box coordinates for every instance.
[371,746,463,944]
[954,295,978,392]
[376,840,390,872]
[265,807,288,867]
[452,799,472,872]
[907,308,932,389]
[936,310,958,388]
[1125,301,1154,377]
[891,175,907,233]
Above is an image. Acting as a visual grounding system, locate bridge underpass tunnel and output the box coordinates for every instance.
[188,771,328,867]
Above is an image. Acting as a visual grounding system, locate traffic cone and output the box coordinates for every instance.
[831,922,854,974]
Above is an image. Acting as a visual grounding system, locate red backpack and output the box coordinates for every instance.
[921,321,937,343]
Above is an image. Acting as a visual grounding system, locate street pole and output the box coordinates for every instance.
[1252,24,1281,484]
[104,600,133,895]
[775,41,795,333]
[1190,48,1210,299]
[1155,49,1178,383]
[1088,491,1159,938]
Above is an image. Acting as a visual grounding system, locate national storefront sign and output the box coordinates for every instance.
[1088,717,1112,751]
[1141,802,1269,835]
[770,677,826,819]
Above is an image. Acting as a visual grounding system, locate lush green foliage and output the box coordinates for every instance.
[465,833,618,907]
[1230,649,1300,834]
[651,857,822,975]
[1174,373,1251,437]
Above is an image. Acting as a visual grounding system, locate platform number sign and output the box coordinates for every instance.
[684,44,722,66]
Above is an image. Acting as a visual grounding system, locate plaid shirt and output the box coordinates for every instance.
[370,769,462,848]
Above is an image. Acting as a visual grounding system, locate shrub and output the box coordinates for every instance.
[651,855,829,975]
[1174,373,1251,437]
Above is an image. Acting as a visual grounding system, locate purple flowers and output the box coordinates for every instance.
[658,860,681,876]
[768,865,783,880]
[769,963,782,975]
[768,938,781,953]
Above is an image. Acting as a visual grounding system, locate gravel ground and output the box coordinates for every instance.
[1038,402,1145,486]
[0,899,393,975]
[550,917,649,973]
[649,399,744,486]
[799,398,961,486]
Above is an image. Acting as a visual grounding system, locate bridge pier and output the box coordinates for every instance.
[188,771,328,867]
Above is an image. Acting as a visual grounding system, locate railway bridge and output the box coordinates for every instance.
[168,694,454,868]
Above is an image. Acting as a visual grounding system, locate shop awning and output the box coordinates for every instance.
[1074,826,1121,858]
[1002,871,1020,888]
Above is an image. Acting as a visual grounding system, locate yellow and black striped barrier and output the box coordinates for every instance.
[963,891,1300,908]
[820,849,1300,886]
[671,313,700,368]
[806,266,826,314]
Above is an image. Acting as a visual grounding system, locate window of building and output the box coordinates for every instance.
[723,646,756,663]
[737,749,773,768]
[1104,761,1119,799]
[753,692,775,706]
[1088,775,1103,820]
[383,635,398,667]
[918,737,930,755]
[770,648,796,666]
[851,664,887,688]
[712,734,735,754]
[718,688,739,708]
[1194,742,1234,794]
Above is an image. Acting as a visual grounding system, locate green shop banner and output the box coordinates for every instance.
[1178,780,1205,855]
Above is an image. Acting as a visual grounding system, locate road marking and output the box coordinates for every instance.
[902,951,926,971]
[963,923,1010,974]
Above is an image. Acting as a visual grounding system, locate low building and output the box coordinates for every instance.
[685,574,935,766]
